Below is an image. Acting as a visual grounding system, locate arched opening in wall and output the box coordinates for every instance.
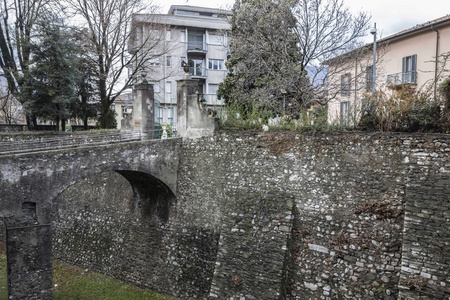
[0,220,7,299]
[51,170,176,297]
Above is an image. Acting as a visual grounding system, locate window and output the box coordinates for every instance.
[168,107,175,126]
[208,84,219,105]
[340,101,350,126]
[340,73,351,97]
[166,30,171,41]
[402,54,417,83]
[366,65,373,91]
[152,82,160,93]
[209,33,224,45]
[166,81,172,94]
[166,56,171,67]
[208,84,219,94]
[208,59,224,70]
[156,107,163,124]
[149,57,160,66]
[188,32,204,50]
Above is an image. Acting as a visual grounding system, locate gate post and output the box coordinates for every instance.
[132,74,154,140]
[176,78,218,139]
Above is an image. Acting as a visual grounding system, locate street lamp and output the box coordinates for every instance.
[370,23,377,95]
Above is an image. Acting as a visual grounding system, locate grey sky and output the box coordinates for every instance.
[154,0,449,43]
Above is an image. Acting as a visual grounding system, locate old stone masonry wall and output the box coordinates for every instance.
[177,131,449,300]
[52,131,449,300]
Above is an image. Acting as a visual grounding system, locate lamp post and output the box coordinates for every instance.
[370,23,377,95]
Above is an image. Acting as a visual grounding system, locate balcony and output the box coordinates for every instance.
[189,67,208,78]
[187,41,208,53]
[204,94,224,106]
[387,71,417,87]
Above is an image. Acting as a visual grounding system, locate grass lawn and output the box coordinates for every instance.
[0,251,6,300]
[52,261,174,300]
[0,245,174,300]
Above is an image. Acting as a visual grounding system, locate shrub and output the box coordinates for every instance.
[358,87,441,132]
[439,78,450,133]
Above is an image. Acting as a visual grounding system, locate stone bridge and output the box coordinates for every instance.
[0,138,180,298]
[0,78,449,300]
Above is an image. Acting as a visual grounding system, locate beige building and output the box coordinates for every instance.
[130,5,232,130]
[113,93,133,129]
[327,15,450,125]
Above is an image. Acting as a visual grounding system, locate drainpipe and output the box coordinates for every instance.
[431,24,439,100]
[355,56,358,105]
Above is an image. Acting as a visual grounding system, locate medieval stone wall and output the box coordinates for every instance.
[51,131,449,299]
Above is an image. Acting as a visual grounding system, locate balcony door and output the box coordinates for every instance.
[188,32,204,50]
[402,54,417,84]
[192,59,204,76]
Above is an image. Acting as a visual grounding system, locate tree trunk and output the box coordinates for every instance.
[30,115,39,131]
[56,117,60,132]
[61,119,66,132]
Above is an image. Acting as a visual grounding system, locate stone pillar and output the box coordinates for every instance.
[7,226,53,299]
[177,78,218,139]
[132,81,154,140]
[5,202,53,299]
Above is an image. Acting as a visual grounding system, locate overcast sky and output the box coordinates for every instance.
[153,0,449,43]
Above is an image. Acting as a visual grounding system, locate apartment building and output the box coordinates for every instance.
[129,5,232,129]
[326,15,450,125]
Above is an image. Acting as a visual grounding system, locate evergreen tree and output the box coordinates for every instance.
[218,0,311,116]
[24,18,80,131]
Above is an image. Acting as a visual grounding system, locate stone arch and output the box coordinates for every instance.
[52,167,177,223]
[51,169,177,292]
[116,170,176,222]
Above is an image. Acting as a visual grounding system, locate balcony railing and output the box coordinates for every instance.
[387,71,417,86]
[189,67,208,78]
[187,41,207,53]
[204,94,224,106]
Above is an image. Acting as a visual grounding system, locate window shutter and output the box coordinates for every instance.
[411,54,417,83]
[340,74,344,96]
[402,57,407,83]
[347,74,351,96]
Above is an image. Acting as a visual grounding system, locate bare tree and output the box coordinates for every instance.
[292,0,371,92]
[67,0,171,128]
[0,87,24,124]
[0,0,53,128]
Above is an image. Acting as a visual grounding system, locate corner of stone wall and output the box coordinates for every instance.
[208,192,295,299]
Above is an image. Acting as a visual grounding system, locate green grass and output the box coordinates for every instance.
[0,247,174,300]
[52,261,174,300]
[0,252,6,300]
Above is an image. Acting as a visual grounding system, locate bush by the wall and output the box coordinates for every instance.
[439,78,450,133]
[358,87,441,132]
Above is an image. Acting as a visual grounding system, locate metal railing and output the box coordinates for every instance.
[203,94,224,106]
[387,71,417,86]
[189,67,208,78]
[187,41,208,52]
[0,131,142,155]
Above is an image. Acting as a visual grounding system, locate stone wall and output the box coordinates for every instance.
[51,131,449,299]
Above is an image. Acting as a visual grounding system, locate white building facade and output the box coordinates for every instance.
[130,5,231,130]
